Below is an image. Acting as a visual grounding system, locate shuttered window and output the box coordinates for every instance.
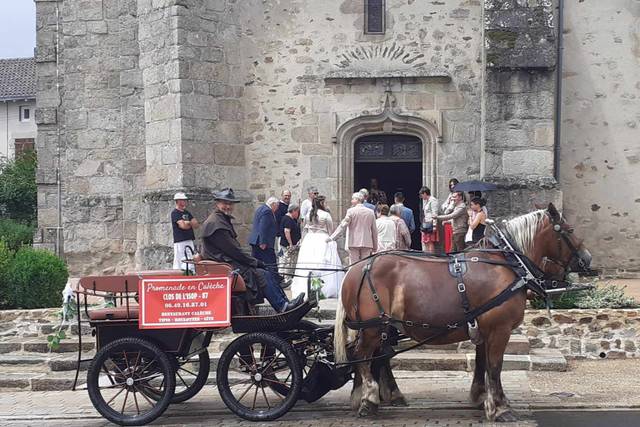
[14,138,35,157]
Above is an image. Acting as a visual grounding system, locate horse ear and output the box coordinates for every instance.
[547,203,560,221]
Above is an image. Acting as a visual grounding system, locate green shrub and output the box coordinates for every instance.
[531,291,581,309]
[0,150,37,223]
[4,247,68,309]
[0,241,12,307]
[531,284,638,309]
[0,219,35,251]
[574,284,637,309]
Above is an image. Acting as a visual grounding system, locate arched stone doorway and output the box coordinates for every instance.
[335,108,441,219]
[354,134,423,248]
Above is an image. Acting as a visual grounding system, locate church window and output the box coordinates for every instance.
[365,0,385,34]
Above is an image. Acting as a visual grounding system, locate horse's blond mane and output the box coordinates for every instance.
[503,209,547,256]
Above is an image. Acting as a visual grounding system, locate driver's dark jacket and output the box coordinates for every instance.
[201,209,265,302]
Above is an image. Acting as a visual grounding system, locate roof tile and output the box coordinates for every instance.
[0,57,36,101]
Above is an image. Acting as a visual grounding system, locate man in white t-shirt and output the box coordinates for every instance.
[299,186,318,222]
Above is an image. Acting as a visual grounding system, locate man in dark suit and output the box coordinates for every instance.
[202,189,303,312]
[248,196,279,268]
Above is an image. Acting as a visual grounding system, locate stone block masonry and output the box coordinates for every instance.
[482,0,560,217]
[522,309,640,360]
[34,0,245,274]
[34,0,636,274]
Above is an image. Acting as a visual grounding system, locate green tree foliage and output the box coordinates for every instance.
[0,219,35,251]
[0,150,37,224]
[0,241,12,307]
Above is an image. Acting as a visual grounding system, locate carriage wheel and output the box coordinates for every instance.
[276,320,321,379]
[217,332,302,421]
[139,350,211,404]
[87,337,175,426]
[171,350,210,403]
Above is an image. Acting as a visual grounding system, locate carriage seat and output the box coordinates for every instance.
[193,260,247,292]
[126,269,184,277]
[77,275,141,321]
[87,306,139,321]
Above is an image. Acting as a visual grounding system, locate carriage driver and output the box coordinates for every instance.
[200,188,305,313]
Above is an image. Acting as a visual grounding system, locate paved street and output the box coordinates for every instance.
[3,366,640,426]
[1,371,536,426]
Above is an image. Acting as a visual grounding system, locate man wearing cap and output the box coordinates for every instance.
[171,192,199,272]
[201,188,304,313]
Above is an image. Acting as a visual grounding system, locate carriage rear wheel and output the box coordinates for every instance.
[217,332,302,421]
[140,350,210,404]
[87,337,175,426]
[171,350,210,403]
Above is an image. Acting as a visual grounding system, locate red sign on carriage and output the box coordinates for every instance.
[139,275,231,329]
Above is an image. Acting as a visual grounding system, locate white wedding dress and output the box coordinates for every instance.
[291,209,344,299]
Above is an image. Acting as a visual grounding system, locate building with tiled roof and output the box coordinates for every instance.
[0,57,36,159]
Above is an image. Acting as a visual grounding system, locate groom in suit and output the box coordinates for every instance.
[327,192,378,264]
[248,196,279,268]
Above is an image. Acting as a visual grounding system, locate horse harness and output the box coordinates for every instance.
[342,219,582,360]
[343,250,527,344]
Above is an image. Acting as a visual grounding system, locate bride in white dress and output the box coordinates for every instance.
[291,196,344,299]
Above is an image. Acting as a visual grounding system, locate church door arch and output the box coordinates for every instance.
[354,134,423,248]
[335,108,440,225]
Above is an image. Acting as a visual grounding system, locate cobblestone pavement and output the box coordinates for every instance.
[1,371,538,426]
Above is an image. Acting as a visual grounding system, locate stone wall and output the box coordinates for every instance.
[37,0,636,275]
[35,0,146,274]
[482,0,561,217]
[34,0,248,274]
[559,0,640,274]
[522,309,640,359]
[236,0,485,213]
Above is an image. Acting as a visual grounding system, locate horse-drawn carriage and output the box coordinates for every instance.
[71,261,350,426]
[71,204,593,425]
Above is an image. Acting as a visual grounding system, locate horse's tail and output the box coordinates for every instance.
[333,289,349,364]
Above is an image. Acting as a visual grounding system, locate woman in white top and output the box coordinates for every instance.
[375,204,397,252]
[291,196,344,299]
[419,186,439,253]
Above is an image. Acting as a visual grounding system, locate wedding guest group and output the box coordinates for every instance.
[169,175,490,304]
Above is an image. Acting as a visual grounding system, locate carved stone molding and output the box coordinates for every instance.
[335,108,441,217]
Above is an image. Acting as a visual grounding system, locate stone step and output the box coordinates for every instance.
[0,348,566,391]
[0,339,95,354]
[0,331,529,369]
[391,349,566,372]
[395,334,530,355]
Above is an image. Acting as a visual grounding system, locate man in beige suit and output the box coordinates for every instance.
[327,192,378,264]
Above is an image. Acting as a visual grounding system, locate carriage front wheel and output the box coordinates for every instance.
[217,332,303,421]
[87,337,176,426]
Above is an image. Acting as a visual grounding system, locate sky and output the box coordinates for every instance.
[0,1,36,58]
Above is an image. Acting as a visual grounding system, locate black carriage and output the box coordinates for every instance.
[72,262,350,426]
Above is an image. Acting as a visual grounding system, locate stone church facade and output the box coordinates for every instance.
[33,0,639,276]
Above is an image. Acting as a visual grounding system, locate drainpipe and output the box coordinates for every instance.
[553,0,565,181]
[55,1,63,257]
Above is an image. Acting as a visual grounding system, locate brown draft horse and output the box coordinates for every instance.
[334,204,592,422]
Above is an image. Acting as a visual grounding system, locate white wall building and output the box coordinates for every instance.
[0,58,36,160]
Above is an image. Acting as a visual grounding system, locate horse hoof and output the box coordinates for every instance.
[358,400,378,417]
[391,396,409,407]
[495,410,518,423]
